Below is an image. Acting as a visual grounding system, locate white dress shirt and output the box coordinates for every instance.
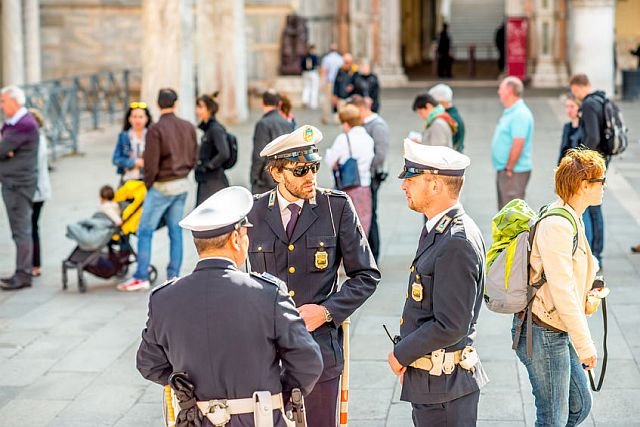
[277,189,305,230]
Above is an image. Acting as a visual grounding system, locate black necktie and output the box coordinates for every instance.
[286,204,301,240]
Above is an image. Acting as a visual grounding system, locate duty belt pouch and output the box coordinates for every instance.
[442,352,455,375]
[253,391,274,427]
[204,401,231,427]
[429,349,445,376]
[459,346,479,371]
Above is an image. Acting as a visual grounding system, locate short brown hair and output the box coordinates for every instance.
[346,94,367,108]
[193,233,231,253]
[100,185,115,201]
[266,158,290,180]
[569,73,590,87]
[338,104,362,127]
[555,149,606,202]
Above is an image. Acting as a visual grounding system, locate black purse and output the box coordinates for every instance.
[333,133,361,190]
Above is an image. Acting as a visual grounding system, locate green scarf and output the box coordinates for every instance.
[425,104,446,127]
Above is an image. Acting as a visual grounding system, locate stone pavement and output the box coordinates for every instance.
[0,87,639,427]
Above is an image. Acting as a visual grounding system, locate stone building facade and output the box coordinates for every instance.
[1,0,639,122]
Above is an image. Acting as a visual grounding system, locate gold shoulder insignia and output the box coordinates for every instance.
[435,215,453,233]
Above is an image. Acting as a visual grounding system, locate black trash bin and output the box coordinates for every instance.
[622,69,640,100]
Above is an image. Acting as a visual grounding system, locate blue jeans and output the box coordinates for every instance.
[511,316,592,427]
[583,205,603,263]
[133,188,187,281]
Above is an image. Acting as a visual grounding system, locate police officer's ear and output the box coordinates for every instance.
[270,165,284,184]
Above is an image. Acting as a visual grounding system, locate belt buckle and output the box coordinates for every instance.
[207,400,230,426]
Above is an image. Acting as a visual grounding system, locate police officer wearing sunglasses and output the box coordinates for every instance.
[248,125,380,427]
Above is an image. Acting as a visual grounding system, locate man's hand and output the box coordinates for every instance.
[580,355,597,371]
[135,158,144,168]
[298,304,328,332]
[387,351,406,377]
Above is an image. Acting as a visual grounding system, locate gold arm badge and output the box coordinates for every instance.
[315,249,329,269]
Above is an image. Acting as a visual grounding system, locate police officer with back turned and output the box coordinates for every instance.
[387,142,489,427]
[136,186,323,427]
[247,125,380,426]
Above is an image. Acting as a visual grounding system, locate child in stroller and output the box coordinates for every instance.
[62,181,158,292]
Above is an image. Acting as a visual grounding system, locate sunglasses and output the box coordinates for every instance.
[130,101,147,109]
[586,177,606,185]
[283,162,320,177]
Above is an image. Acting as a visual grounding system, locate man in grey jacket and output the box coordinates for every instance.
[0,86,39,290]
[411,93,456,148]
[250,90,294,194]
[348,95,389,261]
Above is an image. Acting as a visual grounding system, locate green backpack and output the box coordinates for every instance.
[484,199,577,356]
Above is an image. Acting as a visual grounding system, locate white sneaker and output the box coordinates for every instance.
[117,278,151,292]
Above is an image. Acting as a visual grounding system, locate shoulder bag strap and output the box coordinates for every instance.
[588,297,608,392]
[345,132,353,158]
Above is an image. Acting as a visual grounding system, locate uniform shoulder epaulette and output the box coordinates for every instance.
[253,191,270,200]
[151,277,180,295]
[250,271,286,288]
[320,188,347,197]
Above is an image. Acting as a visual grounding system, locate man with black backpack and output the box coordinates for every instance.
[570,73,628,268]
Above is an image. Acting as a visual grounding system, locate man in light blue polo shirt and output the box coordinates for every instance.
[491,76,534,209]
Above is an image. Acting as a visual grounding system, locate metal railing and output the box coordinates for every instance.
[19,69,140,160]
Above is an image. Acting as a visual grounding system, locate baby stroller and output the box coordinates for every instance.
[62,180,158,292]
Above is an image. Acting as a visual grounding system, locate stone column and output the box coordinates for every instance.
[24,0,42,83]
[2,0,25,85]
[141,0,195,122]
[337,0,350,53]
[570,0,615,94]
[195,0,248,123]
[531,0,568,87]
[375,0,407,86]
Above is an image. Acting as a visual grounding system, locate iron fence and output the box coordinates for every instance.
[19,69,140,160]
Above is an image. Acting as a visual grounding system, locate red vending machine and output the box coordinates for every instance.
[506,17,528,81]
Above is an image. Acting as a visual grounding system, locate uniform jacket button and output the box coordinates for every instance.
[410,265,414,272]
[288,244,294,251]
[289,290,295,297]
[319,242,325,247]
[258,246,263,251]
[289,266,296,274]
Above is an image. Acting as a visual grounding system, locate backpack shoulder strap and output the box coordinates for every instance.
[542,207,578,255]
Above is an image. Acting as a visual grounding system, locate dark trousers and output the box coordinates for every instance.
[31,201,44,268]
[368,176,382,261]
[411,390,480,427]
[2,186,34,281]
[496,170,531,210]
[305,376,340,427]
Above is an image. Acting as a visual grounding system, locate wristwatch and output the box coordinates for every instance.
[322,306,333,324]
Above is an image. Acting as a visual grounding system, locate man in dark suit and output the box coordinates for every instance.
[387,141,489,426]
[137,186,323,426]
[0,86,39,290]
[250,90,294,194]
[247,125,380,426]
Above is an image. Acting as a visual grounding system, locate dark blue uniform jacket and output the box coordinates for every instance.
[136,258,323,408]
[247,188,380,381]
[394,207,489,404]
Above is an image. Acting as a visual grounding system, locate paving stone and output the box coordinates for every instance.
[112,402,163,427]
[385,401,413,426]
[0,399,68,427]
[18,372,96,401]
[0,358,58,387]
[349,386,394,420]
[350,361,398,390]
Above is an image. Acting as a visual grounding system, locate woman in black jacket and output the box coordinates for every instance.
[195,92,230,205]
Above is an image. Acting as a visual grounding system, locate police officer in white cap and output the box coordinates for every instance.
[248,125,380,427]
[136,186,323,427]
[387,141,489,426]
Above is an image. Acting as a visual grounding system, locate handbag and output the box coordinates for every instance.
[333,133,361,190]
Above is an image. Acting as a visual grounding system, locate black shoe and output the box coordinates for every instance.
[0,275,15,285]
[0,278,32,290]
[632,245,640,254]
